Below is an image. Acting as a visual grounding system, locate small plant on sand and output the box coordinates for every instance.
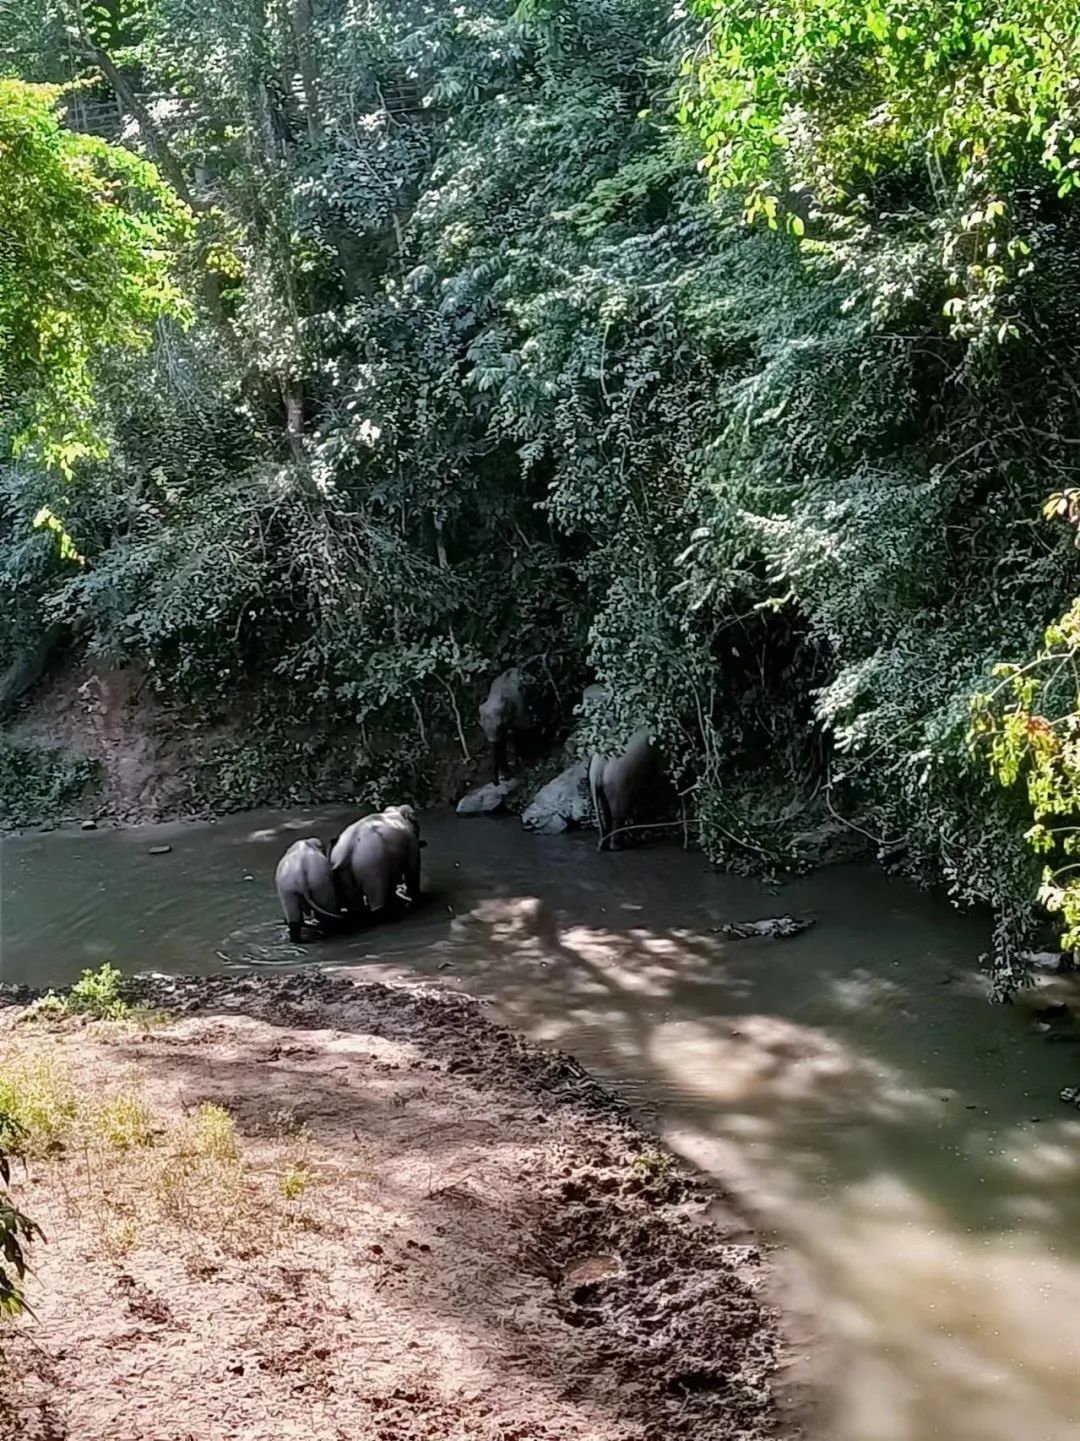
[268,1107,306,1139]
[630,1148,675,1184]
[279,1165,314,1201]
[0,1055,77,1156]
[152,1103,244,1230]
[89,1092,155,1152]
[0,1116,43,1315]
[22,964,130,1025]
[19,991,68,1024]
[191,1103,238,1161]
[68,964,129,1021]
[97,1215,138,1260]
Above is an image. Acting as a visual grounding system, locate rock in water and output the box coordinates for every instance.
[791,820,871,866]
[80,819,99,831]
[716,916,813,940]
[148,844,173,856]
[1022,950,1069,972]
[522,761,591,835]
[456,779,521,817]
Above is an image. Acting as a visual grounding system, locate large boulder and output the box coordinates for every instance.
[522,760,591,835]
[456,778,521,817]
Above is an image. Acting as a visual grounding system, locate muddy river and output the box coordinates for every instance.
[3,808,1080,1440]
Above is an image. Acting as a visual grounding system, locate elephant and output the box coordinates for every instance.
[275,837,350,943]
[588,727,660,851]
[330,804,424,918]
[479,667,533,785]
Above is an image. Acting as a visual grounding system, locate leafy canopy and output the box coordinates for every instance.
[0,78,190,475]
[682,0,1080,337]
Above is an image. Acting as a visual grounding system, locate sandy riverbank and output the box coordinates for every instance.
[0,973,786,1440]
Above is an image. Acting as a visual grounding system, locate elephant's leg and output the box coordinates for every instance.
[492,732,507,786]
[332,862,364,913]
[606,779,631,850]
[403,854,421,903]
[589,760,612,851]
[279,890,306,943]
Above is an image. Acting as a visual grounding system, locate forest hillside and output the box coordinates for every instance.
[6,0,1080,981]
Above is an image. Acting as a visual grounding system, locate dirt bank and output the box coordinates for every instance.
[5,663,481,829]
[0,974,786,1441]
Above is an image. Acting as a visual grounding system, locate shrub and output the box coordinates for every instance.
[67,963,129,1021]
[0,1055,77,1156]
[89,1092,155,1152]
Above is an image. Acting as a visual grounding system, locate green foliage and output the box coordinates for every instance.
[682,0,1078,340]
[279,1164,313,1200]
[0,1055,78,1156]
[24,963,131,1022]
[88,1091,155,1150]
[4,0,1080,989]
[0,79,190,473]
[189,1103,238,1163]
[68,962,129,1020]
[0,736,99,827]
[973,501,1080,964]
[0,1118,43,1316]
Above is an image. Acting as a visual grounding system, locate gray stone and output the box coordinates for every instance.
[1023,950,1069,972]
[81,819,99,831]
[522,761,591,835]
[148,844,173,856]
[456,779,521,817]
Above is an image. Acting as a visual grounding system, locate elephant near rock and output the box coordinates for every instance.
[275,837,350,943]
[479,667,533,785]
[330,804,424,918]
[588,727,660,851]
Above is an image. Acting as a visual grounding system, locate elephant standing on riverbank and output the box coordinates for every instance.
[275,837,347,943]
[330,804,423,917]
[479,668,533,785]
[588,727,660,851]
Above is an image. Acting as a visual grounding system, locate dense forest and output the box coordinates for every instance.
[5,0,1080,984]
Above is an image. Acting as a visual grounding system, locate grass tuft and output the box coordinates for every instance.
[191,1103,238,1161]
[0,1055,78,1156]
[89,1092,155,1152]
[279,1165,314,1201]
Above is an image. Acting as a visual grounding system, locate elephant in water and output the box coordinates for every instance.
[588,727,660,851]
[330,804,424,918]
[479,667,532,785]
[275,837,351,943]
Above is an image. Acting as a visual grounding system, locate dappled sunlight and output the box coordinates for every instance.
[645,1012,942,1123]
[795,1176,1080,1441]
[985,1118,1080,1183]
[828,968,909,1015]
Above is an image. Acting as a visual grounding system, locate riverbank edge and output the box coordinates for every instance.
[0,969,802,1439]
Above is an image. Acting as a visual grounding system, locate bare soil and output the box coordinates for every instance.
[9,663,204,824]
[0,974,784,1441]
[9,662,485,828]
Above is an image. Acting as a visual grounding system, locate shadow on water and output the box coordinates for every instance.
[4,807,1080,1439]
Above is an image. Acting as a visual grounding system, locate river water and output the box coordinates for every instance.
[3,808,1080,1440]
